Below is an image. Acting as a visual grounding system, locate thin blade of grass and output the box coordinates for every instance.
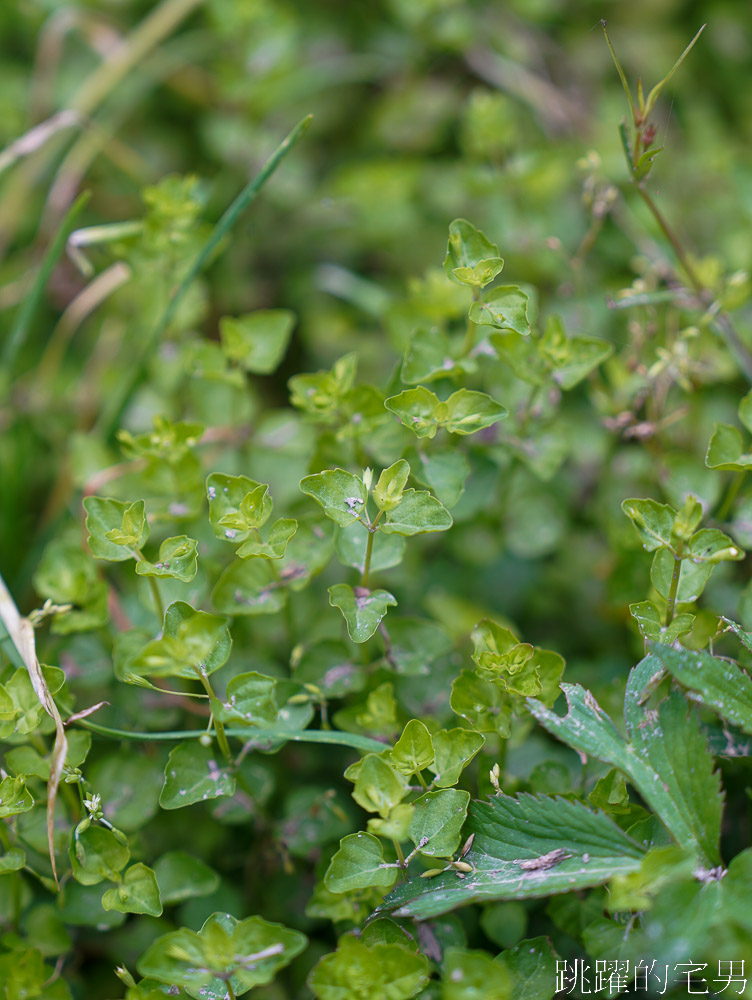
[644,25,705,119]
[0,572,67,888]
[98,113,313,438]
[601,21,636,125]
[2,191,90,373]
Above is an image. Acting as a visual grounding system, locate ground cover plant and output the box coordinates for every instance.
[3,1,752,997]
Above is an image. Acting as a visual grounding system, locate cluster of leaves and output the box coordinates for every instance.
[3,3,752,999]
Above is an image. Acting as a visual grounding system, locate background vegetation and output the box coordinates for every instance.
[3,0,752,997]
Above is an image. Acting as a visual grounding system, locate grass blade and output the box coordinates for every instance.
[99,113,313,437]
[2,191,89,373]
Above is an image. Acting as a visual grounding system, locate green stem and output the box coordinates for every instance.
[131,550,164,622]
[665,544,684,627]
[361,509,382,587]
[415,770,428,790]
[633,182,752,384]
[226,983,236,1000]
[716,471,745,523]
[461,287,481,357]
[392,839,407,880]
[362,530,375,588]
[195,672,232,763]
[73,718,387,754]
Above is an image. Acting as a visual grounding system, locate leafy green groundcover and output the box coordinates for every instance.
[4,7,752,1000]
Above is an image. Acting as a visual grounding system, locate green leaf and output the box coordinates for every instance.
[33,540,108,634]
[442,389,507,435]
[352,753,409,817]
[539,316,613,389]
[468,285,530,335]
[472,619,530,677]
[138,911,307,999]
[6,732,91,782]
[0,775,33,818]
[207,473,272,542]
[117,416,204,460]
[0,848,25,874]
[380,490,452,536]
[329,584,397,643]
[672,495,704,541]
[131,601,231,679]
[705,423,752,470]
[450,671,512,737]
[629,601,694,643]
[300,469,368,525]
[688,527,744,563]
[293,639,365,698]
[379,794,644,920]
[289,351,358,418]
[368,803,415,842]
[384,387,441,439]
[101,863,162,916]
[650,547,713,602]
[411,448,470,508]
[379,618,452,676]
[308,935,429,1000]
[621,497,676,551]
[235,518,298,559]
[70,826,130,885]
[0,948,62,1000]
[429,729,485,788]
[153,851,220,904]
[606,844,696,912]
[444,218,504,288]
[216,671,279,727]
[83,496,149,561]
[490,331,547,385]
[160,742,236,809]
[441,948,512,1000]
[391,719,434,775]
[374,460,411,511]
[340,681,399,737]
[135,535,198,582]
[278,516,334,590]
[409,788,470,857]
[588,769,631,815]
[334,522,406,574]
[219,309,295,373]
[495,937,559,1000]
[87,752,164,832]
[402,327,470,384]
[529,677,722,865]
[104,500,148,547]
[212,557,287,616]
[324,832,399,893]
[645,642,752,737]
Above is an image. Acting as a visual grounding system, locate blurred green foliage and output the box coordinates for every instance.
[2,0,752,997]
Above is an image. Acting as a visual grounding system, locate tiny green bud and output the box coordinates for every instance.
[362,467,373,491]
[374,459,410,511]
[490,762,501,793]
[198,733,213,748]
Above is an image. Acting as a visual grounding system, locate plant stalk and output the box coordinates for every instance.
[72,718,387,754]
[665,547,684,627]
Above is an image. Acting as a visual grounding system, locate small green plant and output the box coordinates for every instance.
[3,10,752,1000]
